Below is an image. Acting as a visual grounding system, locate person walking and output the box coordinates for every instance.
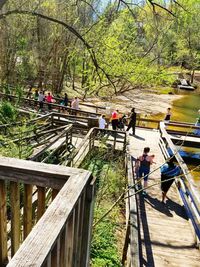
[99,114,107,129]
[164,108,172,121]
[38,91,44,111]
[160,157,181,203]
[126,108,137,135]
[63,93,69,107]
[135,147,154,195]
[46,92,53,111]
[111,109,119,130]
[71,97,79,115]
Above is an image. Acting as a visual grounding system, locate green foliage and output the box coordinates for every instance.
[0,1,199,95]
[91,215,121,267]
[81,146,126,266]
[0,101,17,124]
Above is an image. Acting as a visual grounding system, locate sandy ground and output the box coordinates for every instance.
[84,89,183,116]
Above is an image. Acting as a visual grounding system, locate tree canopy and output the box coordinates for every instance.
[0,0,199,96]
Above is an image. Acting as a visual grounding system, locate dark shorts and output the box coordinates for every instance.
[161,174,175,193]
[138,167,150,181]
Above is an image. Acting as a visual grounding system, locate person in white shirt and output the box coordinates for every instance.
[99,115,107,129]
[71,97,79,109]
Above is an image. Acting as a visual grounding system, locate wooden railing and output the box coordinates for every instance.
[65,128,127,167]
[122,138,140,267]
[0,157,94,267]
[159,122,200,247]
[0,92,101,118]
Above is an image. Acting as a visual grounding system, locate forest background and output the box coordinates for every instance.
[0,0,199,98]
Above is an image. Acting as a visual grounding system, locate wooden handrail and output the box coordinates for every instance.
[159,122,200,212]
[0,157,94,267]
[0,92,101,117]
[122,137,140,267]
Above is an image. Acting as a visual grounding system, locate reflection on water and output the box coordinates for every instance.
[170,94,200,189]
[171,93,200,123]
[151,93,200,188]
[151,93,200,123]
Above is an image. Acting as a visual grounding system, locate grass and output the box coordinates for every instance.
[81,147,126,267]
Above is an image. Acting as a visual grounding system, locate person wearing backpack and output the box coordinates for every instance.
[135,147,154,195]
[160,157,181,203]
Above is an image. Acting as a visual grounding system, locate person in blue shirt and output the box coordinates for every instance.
[160,157,181,203]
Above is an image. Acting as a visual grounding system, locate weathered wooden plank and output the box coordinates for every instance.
[129,127,200,266]
[72,200,81,267]
[52,189,59,200]
[60,227,67,267]
[0,180,8,267]
[23,184,33,239]
[66,211,75,267]
[7,172,92,267]
[10,181,21,256]
[76,192,86,267]
[0,157,88,189]
[80,182,95,266]
[37,186,46,220]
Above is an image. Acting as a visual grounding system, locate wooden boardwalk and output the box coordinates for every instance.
[128,127,200,267]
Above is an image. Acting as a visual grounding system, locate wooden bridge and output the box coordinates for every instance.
[123,123,200,267]
[0,94,200,266]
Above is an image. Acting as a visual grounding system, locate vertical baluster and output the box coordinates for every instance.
[66,210,75,267]
[23,184,33,239]
[52,189,59,201]
[10,181,20,257]
[0,180,8,266]
[77,191,86,267]
[51,237,60,267]
[72,201,81,267]
[37,186,46,221]
[60,227,67,267]
[80,182,95,266]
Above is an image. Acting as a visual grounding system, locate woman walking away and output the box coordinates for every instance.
[164,108,172,122]
[160,157,181,203]
[126,108,137,135]
[135,147,154,195]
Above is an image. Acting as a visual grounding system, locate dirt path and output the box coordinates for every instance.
[84,89,183,116]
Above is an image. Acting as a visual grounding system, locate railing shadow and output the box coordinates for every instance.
[138,193,155,267]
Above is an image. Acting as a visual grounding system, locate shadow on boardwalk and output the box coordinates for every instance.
[145,194,188,220]
[138,193,188,267]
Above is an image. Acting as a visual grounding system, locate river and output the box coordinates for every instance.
[152,92,200,189]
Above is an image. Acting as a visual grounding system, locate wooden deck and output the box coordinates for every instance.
[128,127,200,267]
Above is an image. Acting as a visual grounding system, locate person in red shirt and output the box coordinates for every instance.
[46,92,53,111]
[111,109,119,130]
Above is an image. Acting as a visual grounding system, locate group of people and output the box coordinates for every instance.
[98,107,137,135]
[135,147,181,203]
[31,89,80,112]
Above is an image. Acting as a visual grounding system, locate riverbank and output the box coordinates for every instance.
[85,89,183,116]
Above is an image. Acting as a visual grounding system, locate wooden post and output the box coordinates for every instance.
[51,237,60,267]
[80,182,95,266]
[10,182,21,257]
[60,227,67,267]
[72,200,81,267]
[66,211,75,267]
[23,184,33,239]
[77,192,86,267]
[52,189,59,201]
[0,180,8,266]
[37,186,46,221]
